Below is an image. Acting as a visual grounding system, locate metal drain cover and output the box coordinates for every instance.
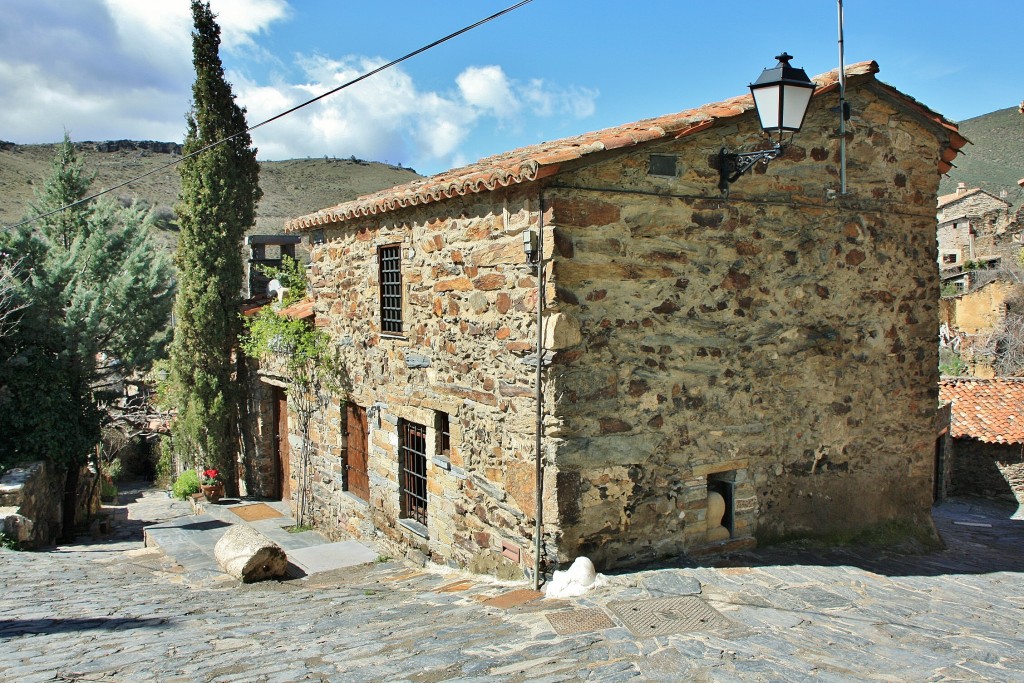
[607,596,729,637]
[546,608,616,635]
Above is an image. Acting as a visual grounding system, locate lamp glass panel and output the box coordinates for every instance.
[751,85,781,131]
[780,85,814,131]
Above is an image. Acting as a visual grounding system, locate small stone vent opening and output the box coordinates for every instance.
[707,472,736,540]
[648,154,677,177]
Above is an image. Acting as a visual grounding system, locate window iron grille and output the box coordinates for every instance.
[400,420,428,526]
[379,244,403,333]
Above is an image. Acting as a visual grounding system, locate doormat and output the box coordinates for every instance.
[607,596,729,637]
[546,608,616,635]
[229,503,285,522]
[481,589,543,609]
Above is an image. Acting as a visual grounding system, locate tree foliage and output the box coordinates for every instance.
[240,257,347,524]
[167,1,262,481]
[0,134,174,476]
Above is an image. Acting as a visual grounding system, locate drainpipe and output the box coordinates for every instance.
[837,0,848,195]
[532,191,546,591]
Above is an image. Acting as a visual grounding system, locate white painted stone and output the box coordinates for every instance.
[545,556,607,599]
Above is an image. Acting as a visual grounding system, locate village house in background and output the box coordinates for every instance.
[937,182,1023,293]
[936,179,1024,377]
[939,377,1024,508]
[241,60,964,577]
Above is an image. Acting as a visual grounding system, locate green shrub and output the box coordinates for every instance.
[171,469,200,500]
[104,458,123,482]
[155,438,173,487]
[100,478,118,501]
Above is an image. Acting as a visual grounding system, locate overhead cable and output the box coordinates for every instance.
[3,0,533,231]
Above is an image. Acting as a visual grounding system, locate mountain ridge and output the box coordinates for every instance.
[0,140,422,250]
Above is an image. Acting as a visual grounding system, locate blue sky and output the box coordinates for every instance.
[1,0,1021,177]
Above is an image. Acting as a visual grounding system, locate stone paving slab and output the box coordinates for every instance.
[2,489,1024,681]
[287,540,380,575]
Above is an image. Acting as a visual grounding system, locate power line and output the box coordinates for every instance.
[3,0,534,232]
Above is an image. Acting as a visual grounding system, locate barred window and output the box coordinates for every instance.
[379,244,402,334]
[400,419,428,527]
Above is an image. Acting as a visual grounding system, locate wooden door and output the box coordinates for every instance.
[273,387,290,500]
[346,403,370,501]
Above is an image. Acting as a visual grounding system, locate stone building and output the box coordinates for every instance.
[249,60,964,576]
[939,378,1024,507]
[936,183,1020,292]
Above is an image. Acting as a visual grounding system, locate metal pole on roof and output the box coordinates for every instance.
[838,0,848,195]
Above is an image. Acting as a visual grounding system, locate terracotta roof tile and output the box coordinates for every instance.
[287,60,960,233]
[939,377,1024,444]
[278,298,315,321]
[937,187,983,208]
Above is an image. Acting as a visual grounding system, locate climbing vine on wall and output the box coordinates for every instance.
[240,257,348,525]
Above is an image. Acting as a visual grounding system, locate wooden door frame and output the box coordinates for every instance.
[272,386,290,501]
[345,403,370,502]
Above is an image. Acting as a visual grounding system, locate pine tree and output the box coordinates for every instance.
[0,136,174,536]
[168,1,262,486]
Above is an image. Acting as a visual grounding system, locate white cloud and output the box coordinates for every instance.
[0,0,287,144]
[0,0,597,175]
[456,66,520,117]
[523,79,599,119]
[234,58,600,172]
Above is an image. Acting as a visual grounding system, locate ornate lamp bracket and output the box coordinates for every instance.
[717,143,783,196]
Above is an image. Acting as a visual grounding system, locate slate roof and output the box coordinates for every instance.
[939,377,1024,444]
[287,60,965,233]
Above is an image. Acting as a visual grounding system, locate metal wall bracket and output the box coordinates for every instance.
[717,143,783,195]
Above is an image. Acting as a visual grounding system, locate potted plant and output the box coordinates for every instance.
[199,468,224,503]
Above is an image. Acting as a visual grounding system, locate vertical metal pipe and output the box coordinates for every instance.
[532,191,545,591]
[838,0,848,195]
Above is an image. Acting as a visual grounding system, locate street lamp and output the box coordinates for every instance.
[717,52,817,194]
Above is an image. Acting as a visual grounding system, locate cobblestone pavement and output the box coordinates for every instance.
[2,487,1023,682]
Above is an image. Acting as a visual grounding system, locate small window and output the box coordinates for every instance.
[942,253,958,264]
[437,412,451,457]
[379,244,403,334]
[648,154,677,177]
[400,419,428,527]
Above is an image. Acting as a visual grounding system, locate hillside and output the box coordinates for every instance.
[0,141,422,251]
[938,107,1024,205]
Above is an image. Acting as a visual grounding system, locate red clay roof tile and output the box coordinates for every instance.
[287,60,959,233]
[939,378,1024,444]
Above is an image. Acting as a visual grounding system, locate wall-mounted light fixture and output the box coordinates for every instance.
[717,52,817,195]
[523,229,539,263]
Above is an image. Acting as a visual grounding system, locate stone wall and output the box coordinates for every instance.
[545,78,945,567]
[305,190,552,576]
[0,462,64,547]
[950,438,1024,505]
[294,76,952,575]
[239,357,281,499]
[937,191,1010,223]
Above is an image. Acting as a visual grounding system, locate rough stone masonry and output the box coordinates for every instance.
[267,62,957,577]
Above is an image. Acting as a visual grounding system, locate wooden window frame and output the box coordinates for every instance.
[437,411,451,457]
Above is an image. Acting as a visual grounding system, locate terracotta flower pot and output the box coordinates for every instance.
[200,483,224,503]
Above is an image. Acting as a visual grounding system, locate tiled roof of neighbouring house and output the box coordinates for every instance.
[936,187,1010,210]
[939,377,1024,444]
[286,60,966,233]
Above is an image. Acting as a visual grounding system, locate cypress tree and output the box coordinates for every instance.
[168,1,262,487]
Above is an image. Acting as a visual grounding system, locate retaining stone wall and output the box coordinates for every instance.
[0,462,64,547]
[950,438,1024,504]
